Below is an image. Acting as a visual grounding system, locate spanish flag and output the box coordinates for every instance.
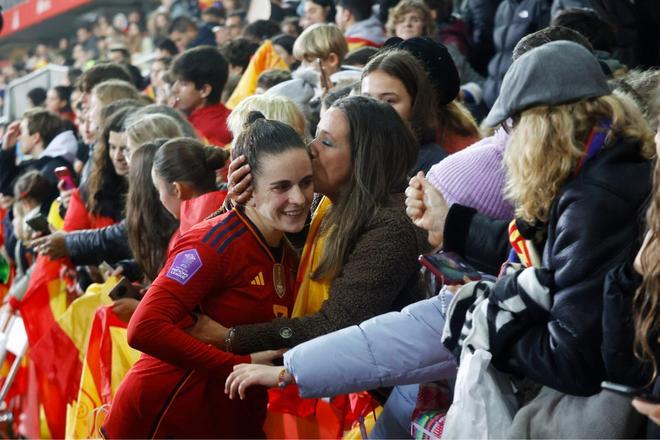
[66,303,140,438]
[18,255,71,437]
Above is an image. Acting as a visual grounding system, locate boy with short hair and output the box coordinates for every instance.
[293,23,349,80]
[170,46,232,146]
[335,0,385,50]
[0,109,77,200]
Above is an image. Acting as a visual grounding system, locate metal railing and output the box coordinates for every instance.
[0,0,25,10]
[1,63,69,124]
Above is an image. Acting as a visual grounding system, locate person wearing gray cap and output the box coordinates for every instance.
[406,40,654,435]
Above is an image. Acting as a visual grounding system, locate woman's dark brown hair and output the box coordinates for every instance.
[634,157,660,381]
[126,140,179,282]
[312,96,418,280]
[232,111,306,180]
[363,48,479,145]
[85,106,134,219]
[362,49,438,144]
[152,137,229,193]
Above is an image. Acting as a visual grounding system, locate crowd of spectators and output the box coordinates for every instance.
[0,0,659,438]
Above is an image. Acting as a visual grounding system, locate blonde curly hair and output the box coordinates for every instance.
[505,91,656,224]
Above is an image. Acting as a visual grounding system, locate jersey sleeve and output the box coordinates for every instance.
[127,231,250,374]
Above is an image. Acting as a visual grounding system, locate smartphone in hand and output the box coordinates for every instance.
[25,213,51,236]
[108,277,142,301]
[54,166,76,191]
[419,251,481,286]
[601,381,660,403]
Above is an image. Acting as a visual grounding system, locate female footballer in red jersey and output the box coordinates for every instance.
[102,112,314,438]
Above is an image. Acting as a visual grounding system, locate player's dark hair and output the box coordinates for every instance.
[232,111,306,178]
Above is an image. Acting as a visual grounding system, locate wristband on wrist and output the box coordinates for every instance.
[277,368,293,389]
[224,327,235,352]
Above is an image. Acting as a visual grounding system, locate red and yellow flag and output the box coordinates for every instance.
[27,275,124,438]
[18,255,70,438]
[66,304,140,438]
[226,40,289,110]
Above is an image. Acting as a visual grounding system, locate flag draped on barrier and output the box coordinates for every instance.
[66,303,140,438]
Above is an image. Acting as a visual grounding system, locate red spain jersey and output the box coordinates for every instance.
[103,208,297,439]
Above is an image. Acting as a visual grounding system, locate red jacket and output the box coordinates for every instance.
[103,208,297,438]
[62,188,116,232]
[188,103,233,147]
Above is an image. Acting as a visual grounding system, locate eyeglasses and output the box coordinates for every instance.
[500,115,520,135]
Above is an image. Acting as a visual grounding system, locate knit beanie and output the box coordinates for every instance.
[382,36,460,105]
[426,128,515,220]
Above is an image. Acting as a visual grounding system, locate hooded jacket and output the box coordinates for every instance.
[0,130,77,198]
[345,15,386,50]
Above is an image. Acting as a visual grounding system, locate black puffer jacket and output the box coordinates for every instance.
[601,262,647,388]
[483,0,551,108]
[445,138,652,395]
[64,220,131,266]
[602,262,660,438]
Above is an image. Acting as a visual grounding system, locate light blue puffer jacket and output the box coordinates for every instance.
[283,292,457,398]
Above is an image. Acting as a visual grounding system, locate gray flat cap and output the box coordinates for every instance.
[485,40,611,127]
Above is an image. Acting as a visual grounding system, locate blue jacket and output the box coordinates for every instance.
[483,0,551,108]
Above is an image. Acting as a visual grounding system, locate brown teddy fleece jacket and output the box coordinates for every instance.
[228,193,430,355]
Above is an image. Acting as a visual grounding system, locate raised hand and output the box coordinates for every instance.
[2,121,20,150]
[112,298,140,324]
[405,171,448,248]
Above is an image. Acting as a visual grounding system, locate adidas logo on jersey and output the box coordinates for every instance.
[250,272,265,286]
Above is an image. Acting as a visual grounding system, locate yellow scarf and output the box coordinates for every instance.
[292,196,332,317]
[268,197,382,439]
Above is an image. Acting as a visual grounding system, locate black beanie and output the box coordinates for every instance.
[383,37,460,105]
